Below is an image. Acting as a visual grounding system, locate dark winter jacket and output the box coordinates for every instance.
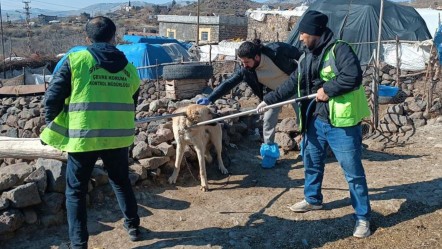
[44,43,139,124]
[207,42,300,102]
[263,28,362,129]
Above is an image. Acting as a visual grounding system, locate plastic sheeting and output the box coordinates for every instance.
[117,43,173,79]
[53,43,194,80]
[246,4,308,21]
[286,0,432,65]
[199,41,244,62]
[122,35,188,49]
[383,40,432,71]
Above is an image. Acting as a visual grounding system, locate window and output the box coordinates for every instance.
[199,28,211,42]
[201,31,209,41]
[166,28,176,38]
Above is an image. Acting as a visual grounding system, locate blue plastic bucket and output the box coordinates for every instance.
[262,155,277,168]
[379,85,399,97]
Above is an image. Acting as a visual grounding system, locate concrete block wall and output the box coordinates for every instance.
[247,15,299,42]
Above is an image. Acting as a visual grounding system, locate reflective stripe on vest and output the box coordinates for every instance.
[40,50,140,152]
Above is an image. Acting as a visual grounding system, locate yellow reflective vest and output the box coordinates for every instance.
[298,41,371,128]
[40,50,140,152]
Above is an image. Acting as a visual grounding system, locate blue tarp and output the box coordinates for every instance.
[123,35,187,49]
[435,25,442,64]
[53,43,174,79]
[116,43,173,79]
[53,46,87,73]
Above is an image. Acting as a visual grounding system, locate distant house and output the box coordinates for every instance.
[76,12,91,23]
[38,14,58,24]
[157,15,247,43]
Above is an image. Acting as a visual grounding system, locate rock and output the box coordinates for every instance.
[138,157,170,170]
[276,117,299,133]
[128,172,139,186]
[129,164,147,180]
[24,166,47,195]
[155,142,176,157]
[0,174,19,192]
[40,210,65,228]
[1,182,42,208]
[91,167,108,187]
[0,196,10,211]
[37,192,64,215]
[132,141,153,159]
[36,159,66,193]
[275,132,295,151]
[23,208,38,224]
[0,209,25,235]
[413,119,426,128]
[383,114,411,126]
[386,104,404,115]
[380,123,399,133]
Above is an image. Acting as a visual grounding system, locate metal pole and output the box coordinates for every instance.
[193,94,317,127]
[0,1,5,79]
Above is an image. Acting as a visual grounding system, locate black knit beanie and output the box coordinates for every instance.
[298,10,328,36]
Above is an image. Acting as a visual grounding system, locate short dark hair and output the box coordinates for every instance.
[237,39,263,59]
[85,16,116,43]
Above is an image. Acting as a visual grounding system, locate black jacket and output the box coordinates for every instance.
[207,42,300,102]
[44,43,139,124]
[263,28,362,129]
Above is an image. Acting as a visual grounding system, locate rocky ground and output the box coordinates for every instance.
[1,116,441,249]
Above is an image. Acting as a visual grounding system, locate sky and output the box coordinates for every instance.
[0,0,268,11]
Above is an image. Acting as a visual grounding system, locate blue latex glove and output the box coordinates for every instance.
[196,98,210,105]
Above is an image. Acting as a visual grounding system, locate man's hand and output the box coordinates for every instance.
[196,98,210,105]
[316,88,329,102]
[256,101,268,114]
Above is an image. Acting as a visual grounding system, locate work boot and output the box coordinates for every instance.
[353,219,371,238]
[289,199,323,212]
[123,224,140,242]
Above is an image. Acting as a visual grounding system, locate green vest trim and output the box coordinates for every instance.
[40,50,140,152]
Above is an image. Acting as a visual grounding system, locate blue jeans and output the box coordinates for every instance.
[303,117,371,221]
[66,147,139,249]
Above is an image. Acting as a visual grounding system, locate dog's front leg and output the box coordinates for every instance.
[168,143,185,184]
[194,143,209,192]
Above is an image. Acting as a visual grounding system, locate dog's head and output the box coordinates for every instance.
[186,104,213,125]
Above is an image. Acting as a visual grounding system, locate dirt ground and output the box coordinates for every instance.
[1,112,442,249]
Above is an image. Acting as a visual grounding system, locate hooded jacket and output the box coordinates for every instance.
[263,28,363,129]
[207,42,300,103]
[44,43,139,124]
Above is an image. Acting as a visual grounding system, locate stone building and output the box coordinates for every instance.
[245,6,307,42]
[247,14,299,42]
[157,15,247,43]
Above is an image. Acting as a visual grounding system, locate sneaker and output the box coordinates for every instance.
[289,199,323,212]
[123,224,140,242]
[353,219,371,238]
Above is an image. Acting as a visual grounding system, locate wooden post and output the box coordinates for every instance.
[372,0,384,130]
[371,48,379,130]
[209,44,212,65]
[395,36,401,88]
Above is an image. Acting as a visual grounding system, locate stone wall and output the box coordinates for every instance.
[247,15,299,42]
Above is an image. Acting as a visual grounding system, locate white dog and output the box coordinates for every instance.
[168,104,228,191]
